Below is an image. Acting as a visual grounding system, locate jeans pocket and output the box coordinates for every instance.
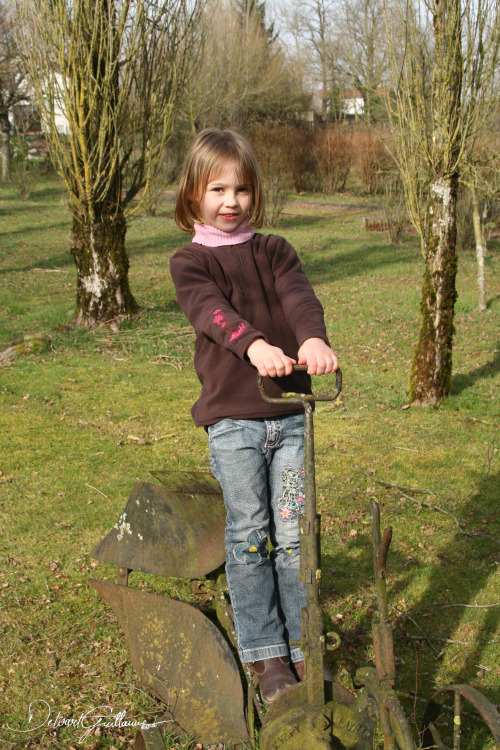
[208,418,256,450]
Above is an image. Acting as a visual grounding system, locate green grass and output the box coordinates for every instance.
[1,175,499,749]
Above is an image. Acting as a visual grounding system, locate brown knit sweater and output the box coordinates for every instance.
[169,232,329,426]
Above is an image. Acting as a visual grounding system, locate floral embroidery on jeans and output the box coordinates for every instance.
[233,529,268,564]
[278,547,300,566]
[278,468,305,521]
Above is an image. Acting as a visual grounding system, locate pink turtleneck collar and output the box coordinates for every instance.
[192,220,254,247]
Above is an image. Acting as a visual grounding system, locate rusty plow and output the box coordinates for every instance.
[89,370,500,749]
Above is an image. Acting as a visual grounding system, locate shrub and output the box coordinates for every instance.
[140,124,193,217]
[356,128,396,194]
[251,123,291,225]
[12,133,42,201]
[382,176,409,244]
[456,189,476,252]
[280,122,319,193]
[312,126,352,193]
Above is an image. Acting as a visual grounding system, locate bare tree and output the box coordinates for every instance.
[235,0,276,42]
[384,0,500,405]
[277,0,390,122]
[183,0,305,131]
[15,0,199,328]
[337,0,388,122]
[285,0,345,120]
[277,3,314,99]
[0,0,28,181]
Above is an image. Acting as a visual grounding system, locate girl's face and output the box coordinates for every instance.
[198,164,252,233]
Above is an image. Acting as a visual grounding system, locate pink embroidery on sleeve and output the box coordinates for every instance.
[211,309,246,342]
[212,309,227,328]
[230,323,246,341]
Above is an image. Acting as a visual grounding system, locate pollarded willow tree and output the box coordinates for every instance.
[15,0,199,327]
[383,0,500,405]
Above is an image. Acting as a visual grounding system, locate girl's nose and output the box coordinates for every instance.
[224,191,238,206]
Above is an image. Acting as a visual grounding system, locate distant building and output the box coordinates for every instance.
[9,73,70,135]
[342,89,364,119]
[314,87,365,120]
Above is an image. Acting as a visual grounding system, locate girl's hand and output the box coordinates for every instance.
[246,339,296,378]
[297,338,338,375]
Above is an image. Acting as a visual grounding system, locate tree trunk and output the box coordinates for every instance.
[70,208,138,328]
[409,0,462,406]
[0,113,11,182]
[471,187,487,312]
[409,176,458,405]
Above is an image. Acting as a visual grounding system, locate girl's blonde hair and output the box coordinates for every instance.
[175,128,265,232]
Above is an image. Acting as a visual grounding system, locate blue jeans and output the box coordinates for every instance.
[208,414,307,664]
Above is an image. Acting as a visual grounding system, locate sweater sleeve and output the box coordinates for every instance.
[268,236,329,347]
[170,248,266,360]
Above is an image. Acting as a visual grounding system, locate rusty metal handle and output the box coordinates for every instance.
[257,364,342,707]
[257,365,342,405]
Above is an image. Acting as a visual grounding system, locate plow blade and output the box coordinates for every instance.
[91,471,226,578]
[89,579,250,747]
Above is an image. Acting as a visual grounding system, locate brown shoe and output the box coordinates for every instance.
[252,656,297,705]
[293,659,334,682]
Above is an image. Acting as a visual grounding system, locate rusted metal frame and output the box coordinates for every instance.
[257,366,343,405]
[454,690,461,750]
[299,400,325,707]
[354,667,416,749]
[247,683,255,748]
[383,698,417,750]
[370,499,396,685]
[421,684,500,748]
[325,629,342,653]
[379,702,394,750]
[369,500,411,749]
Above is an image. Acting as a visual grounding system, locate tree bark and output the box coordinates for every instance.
[70,208,138,328]
[471,187,487,312]
[409,176,458,405]
[0,112,11,182]
[409,0,462,406]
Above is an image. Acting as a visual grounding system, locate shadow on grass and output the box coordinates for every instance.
[302,240,418,285]
[0,181,67,207]
[31,183,68,201]
[411,470,499,686]
[127,224,420,287]
[275,215,324,231]
[320,471,499,706]
[0,216,69,234]
[0,249,73,275]
[388,472,498,702]
[128,234,186,258]
[452,344,500,396]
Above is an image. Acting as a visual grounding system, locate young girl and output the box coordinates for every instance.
[170,128,338,705]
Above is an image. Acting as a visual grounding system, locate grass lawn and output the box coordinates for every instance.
[1,174,499,749]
